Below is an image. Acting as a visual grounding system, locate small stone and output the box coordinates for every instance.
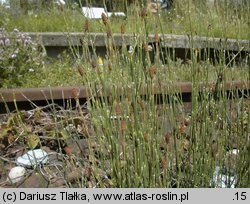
[7,166,26,184]
[16,149,48,167]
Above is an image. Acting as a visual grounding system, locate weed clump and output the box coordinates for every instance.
[0,28,45,88]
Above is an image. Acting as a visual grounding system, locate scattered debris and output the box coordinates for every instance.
[0,100,247,187]
[211,149,239,188]
[56,0,66,5]
[107,12,126,18]
[0,104,98,187]
[128,45,134,54]
[16,149,48,167]
[227,149,239,156]
[82,7,125,19]
[212,166,237,188]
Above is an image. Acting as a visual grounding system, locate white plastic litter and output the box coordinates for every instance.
[128,45,133,54]
[107,12,126,17]
[56,0,65,5]
[212,166,237,188]
[227,149,239,156]
[211,149,239,188]
[82,7,105,19]
[82,7,125,19]
[7,166,26,183]
[16,149,48,167]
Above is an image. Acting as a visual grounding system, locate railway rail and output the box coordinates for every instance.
[0,81,249,114]
[27,32,250,61]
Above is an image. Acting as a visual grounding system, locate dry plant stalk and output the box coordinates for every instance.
[108,61,112,71]
[127,88,132,102]
[120,120,127,133]
[165,133,171,145]
[139,7,147,19]
[71,88,91,137]
[179,124,187,135]
[84,19,89,32]
[144,133,149,142]
[77,65,85,77]
[154,33,159,43]
[91,56,97,69]
[182,138,190,151]
[154,33,160,62]
[80,39,84,46]
[143,43,149,53]
[106,26,112,39]
[138,100,145,111]
[64,146,73,156]
[149,65,155,79]
[101,13,108,26]
[72,88,80,99]
[116,102,122,116]
[100,13,115,61]
[121,23,127,53]
[161,158,167,170]
[120,23,126,35]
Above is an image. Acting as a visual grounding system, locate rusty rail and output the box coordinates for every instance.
[0,81,249,113]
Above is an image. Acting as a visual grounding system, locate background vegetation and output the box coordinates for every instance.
[0,0,249,39]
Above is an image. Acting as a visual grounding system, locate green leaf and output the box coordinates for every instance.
[27,133,40,149]
[0,124,12,139]
[6,114,16,127]
[6,112,25,127]
[58,129,71,140]
[34,108,42,122]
